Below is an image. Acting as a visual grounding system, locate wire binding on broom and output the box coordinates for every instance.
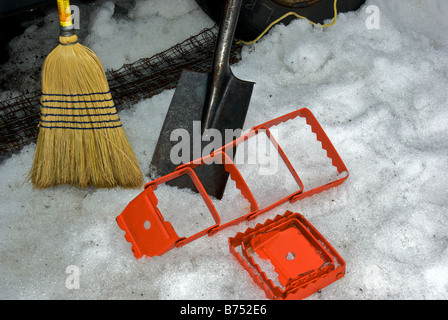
[29,0,143,189]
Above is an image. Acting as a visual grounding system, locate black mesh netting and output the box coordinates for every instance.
[0,26,242,161]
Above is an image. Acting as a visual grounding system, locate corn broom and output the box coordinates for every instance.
[29,0,143,189]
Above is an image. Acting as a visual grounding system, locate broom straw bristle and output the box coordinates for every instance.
[30,34,143,189]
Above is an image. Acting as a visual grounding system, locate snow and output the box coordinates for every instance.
[1,0,448,300]
[85,0,213,69]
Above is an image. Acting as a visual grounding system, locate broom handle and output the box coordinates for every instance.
[56,0,75,37]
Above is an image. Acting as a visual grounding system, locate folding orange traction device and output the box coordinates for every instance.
[116,108,349,299]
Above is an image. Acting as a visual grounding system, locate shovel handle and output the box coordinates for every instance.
[203,0,243,131]
[212,0,242,76]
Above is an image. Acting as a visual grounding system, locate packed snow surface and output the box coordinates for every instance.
[1,0,447,299]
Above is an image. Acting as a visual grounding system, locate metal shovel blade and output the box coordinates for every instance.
[150,70,253,199]
[150,0,254,199]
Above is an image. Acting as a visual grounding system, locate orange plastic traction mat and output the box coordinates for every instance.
[116,108,349,259]
[228,211,346,300]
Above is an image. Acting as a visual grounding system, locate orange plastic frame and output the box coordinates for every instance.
[228,211,346,300]
[116,108,349,258]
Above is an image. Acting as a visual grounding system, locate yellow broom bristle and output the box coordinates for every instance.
[29,34,143,189]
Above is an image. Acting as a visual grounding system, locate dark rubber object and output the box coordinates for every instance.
[195,0,366,42]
